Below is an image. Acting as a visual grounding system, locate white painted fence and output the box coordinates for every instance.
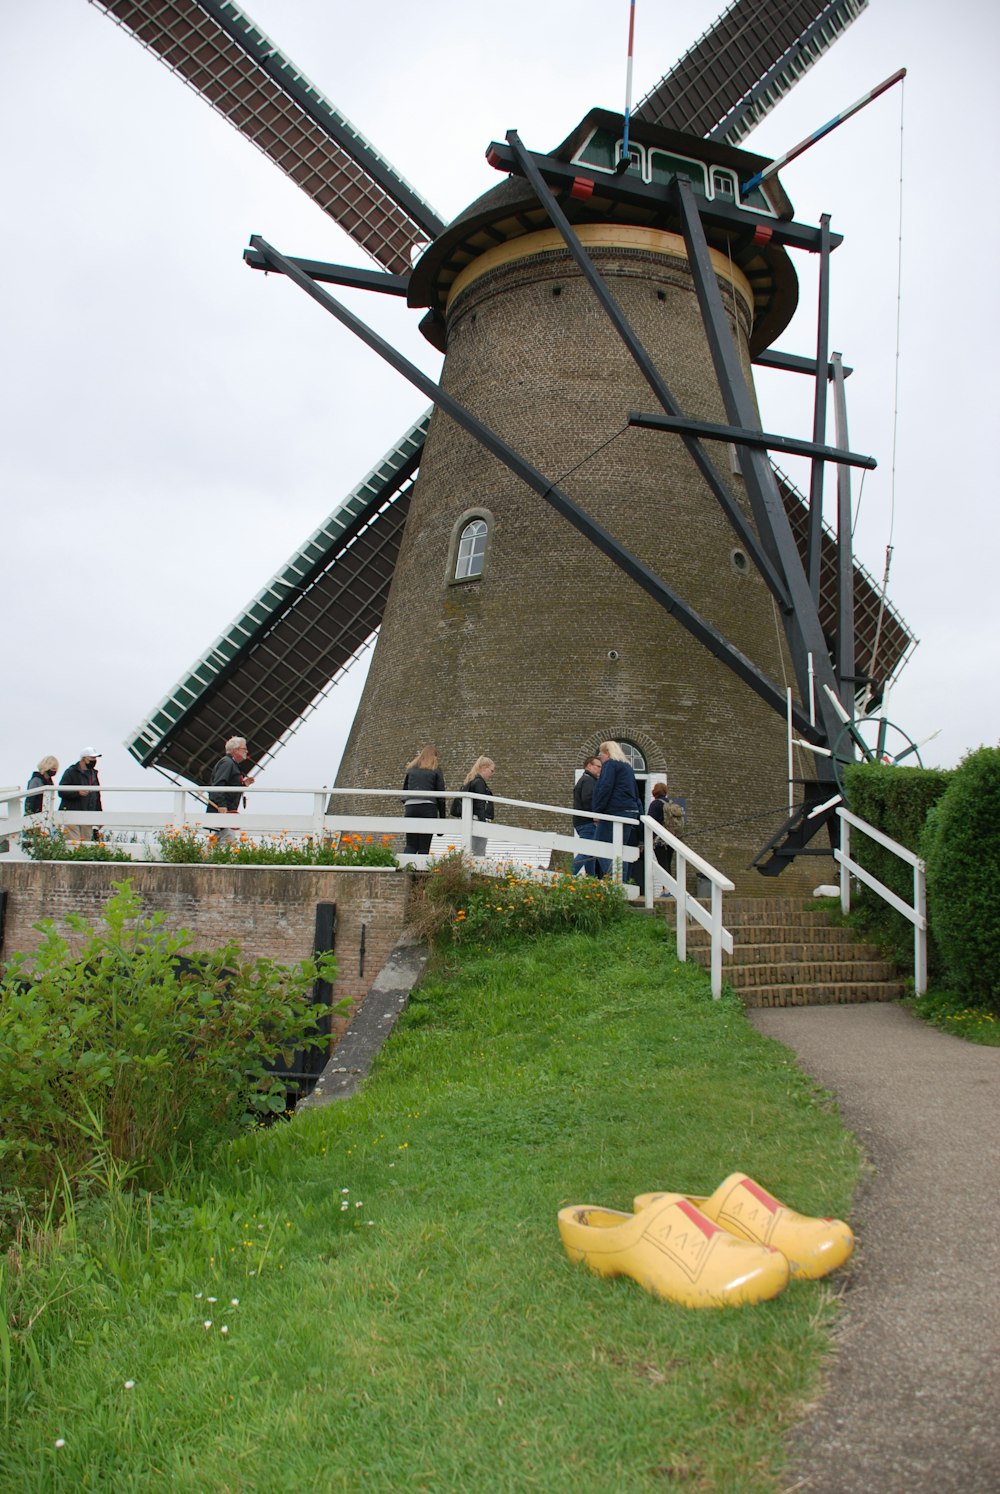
[835,805,928,995]
[641,814,735,999]
[1,783,737,996]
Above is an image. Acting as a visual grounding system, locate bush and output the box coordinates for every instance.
[922,746,1000,1011]
[408,850,627,946]
[155,827,397,866]
[19,827,132,863]
[0,881,341,1195]
[842,762,952,970]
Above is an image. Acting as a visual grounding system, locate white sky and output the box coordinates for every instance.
[2,0,997,806]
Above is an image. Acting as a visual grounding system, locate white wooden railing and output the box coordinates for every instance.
[0,783,641,886]
[641,815,734,999]
[835,805,928,995]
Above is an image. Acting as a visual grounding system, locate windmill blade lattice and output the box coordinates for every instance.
[90,0,444,272]
[635,0,868,144]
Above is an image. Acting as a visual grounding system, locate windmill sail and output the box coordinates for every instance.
[90,0,444,271]
[635,0,868,144]
[125,414,430,782]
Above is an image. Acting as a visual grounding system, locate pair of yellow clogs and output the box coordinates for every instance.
[558,1173,854,1309]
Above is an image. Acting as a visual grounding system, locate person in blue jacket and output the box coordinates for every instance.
[591,740,643,884]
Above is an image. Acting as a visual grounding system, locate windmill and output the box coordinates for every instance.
[91,0,913,878]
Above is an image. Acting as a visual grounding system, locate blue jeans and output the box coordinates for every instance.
[575,821,610,877]
[595,821,640,881]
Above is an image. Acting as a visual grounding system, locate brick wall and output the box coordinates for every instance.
[0,864,416,1048]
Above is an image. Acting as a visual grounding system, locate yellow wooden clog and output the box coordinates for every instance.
[557,1193,789,1308]
[634,1174,854,1280]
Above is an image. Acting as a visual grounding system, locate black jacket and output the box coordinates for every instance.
[25,770,54,816]
[572,771,597,829]
[209,754,245,813]
[58,763,102,814]
[463,774,495,822]
[402,765,446,816]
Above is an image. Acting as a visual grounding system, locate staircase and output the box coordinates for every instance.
[682,895,906,1007]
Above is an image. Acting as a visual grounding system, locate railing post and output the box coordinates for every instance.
[710,883,724,1000]
[839,811,851,914]
[313,792,326,839]
[675,849,687,961]
[612,821,623,883]
[914,858,928,996]
[173,789,187,825]
[643,817,654,910]
[460,796,474,856]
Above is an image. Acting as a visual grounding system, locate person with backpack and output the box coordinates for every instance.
[24,755,59,816]
[454,756,495,857]
[402,745,446,855]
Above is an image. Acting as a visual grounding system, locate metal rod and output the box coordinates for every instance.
[742,68,908,193]
[627,408,875,469]
[831,351,856,709]
[249,233,815,732]
[807,214,832,596]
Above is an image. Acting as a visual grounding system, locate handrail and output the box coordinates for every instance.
[641,815,734,999]
[0,782,641,886]
[835,805,927,995]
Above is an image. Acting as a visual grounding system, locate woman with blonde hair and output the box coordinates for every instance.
[402,744,446,855]
[457,755,495,857]
[24,755,59,816]
[592,741,643,884]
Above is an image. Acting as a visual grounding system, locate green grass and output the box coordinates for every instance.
[1,917,861,1493]
[906,987,1000,1045]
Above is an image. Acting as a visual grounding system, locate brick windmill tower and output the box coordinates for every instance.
[109,0,914,877]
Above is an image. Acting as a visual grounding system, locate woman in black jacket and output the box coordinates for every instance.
[402,745,446,855]
[25,755,59,816]
[459,756,495,857]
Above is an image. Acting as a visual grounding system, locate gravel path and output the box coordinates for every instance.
[748,1002,1000,1494]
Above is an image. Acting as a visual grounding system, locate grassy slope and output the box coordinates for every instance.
[1,917,860,1493]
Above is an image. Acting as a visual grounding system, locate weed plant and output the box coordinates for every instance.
[1,916,860,1492]
[907,987,1000,1045]
[0,882,341,1199]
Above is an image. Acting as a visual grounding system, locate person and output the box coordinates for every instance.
[58,751,103,843]
[25,755,59,816]
[591,741,643,884]
[207,736,255,840]
[648,781,685,893]
[402,745,446,854]
[572,755,606,876]
[459,756,495,857]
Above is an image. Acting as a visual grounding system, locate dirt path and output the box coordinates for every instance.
[749,1002,1000,1494]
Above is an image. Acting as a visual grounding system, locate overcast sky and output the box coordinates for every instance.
[2,0,997,808]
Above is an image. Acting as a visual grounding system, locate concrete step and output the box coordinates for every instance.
[743,981,907,1007]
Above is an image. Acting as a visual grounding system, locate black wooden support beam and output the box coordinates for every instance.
[626,410,876,469]
[249,232,816,735]
[243,249,409,295]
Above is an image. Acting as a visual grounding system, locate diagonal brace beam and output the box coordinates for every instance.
[672,174,844,756]
[627,409,875,468]
[249,233,816,735]
[504,130,792,613]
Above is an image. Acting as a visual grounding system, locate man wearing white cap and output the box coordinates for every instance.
[58,751,103,844]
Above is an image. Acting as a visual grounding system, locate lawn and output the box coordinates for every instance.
[1,915,861,1492]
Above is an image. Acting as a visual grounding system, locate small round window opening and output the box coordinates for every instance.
[731,548,749,573]
[455,518,488,580]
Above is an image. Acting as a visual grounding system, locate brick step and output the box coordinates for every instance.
[690,952,898,986]
[741,982,907,1008]
[724,897,834,914]
[721,941,884,965]
[686,923,862,948]
[726,909,837,929]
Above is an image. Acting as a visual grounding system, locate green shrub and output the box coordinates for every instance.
[19,827,132,863]
[842,761,951,970]
[0,882,341,1195]
[408,850,627,946]
[922,746,1000,1011]
[155,827,397,866]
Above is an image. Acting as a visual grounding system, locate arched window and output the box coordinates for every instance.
[455,518,488,580]
[619,741,646,773]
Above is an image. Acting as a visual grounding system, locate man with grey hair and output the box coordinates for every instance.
[207,736,255,839]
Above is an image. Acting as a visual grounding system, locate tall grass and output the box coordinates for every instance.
[1,917,860,1492]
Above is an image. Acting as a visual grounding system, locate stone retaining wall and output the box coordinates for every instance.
[0,863,417,1047]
